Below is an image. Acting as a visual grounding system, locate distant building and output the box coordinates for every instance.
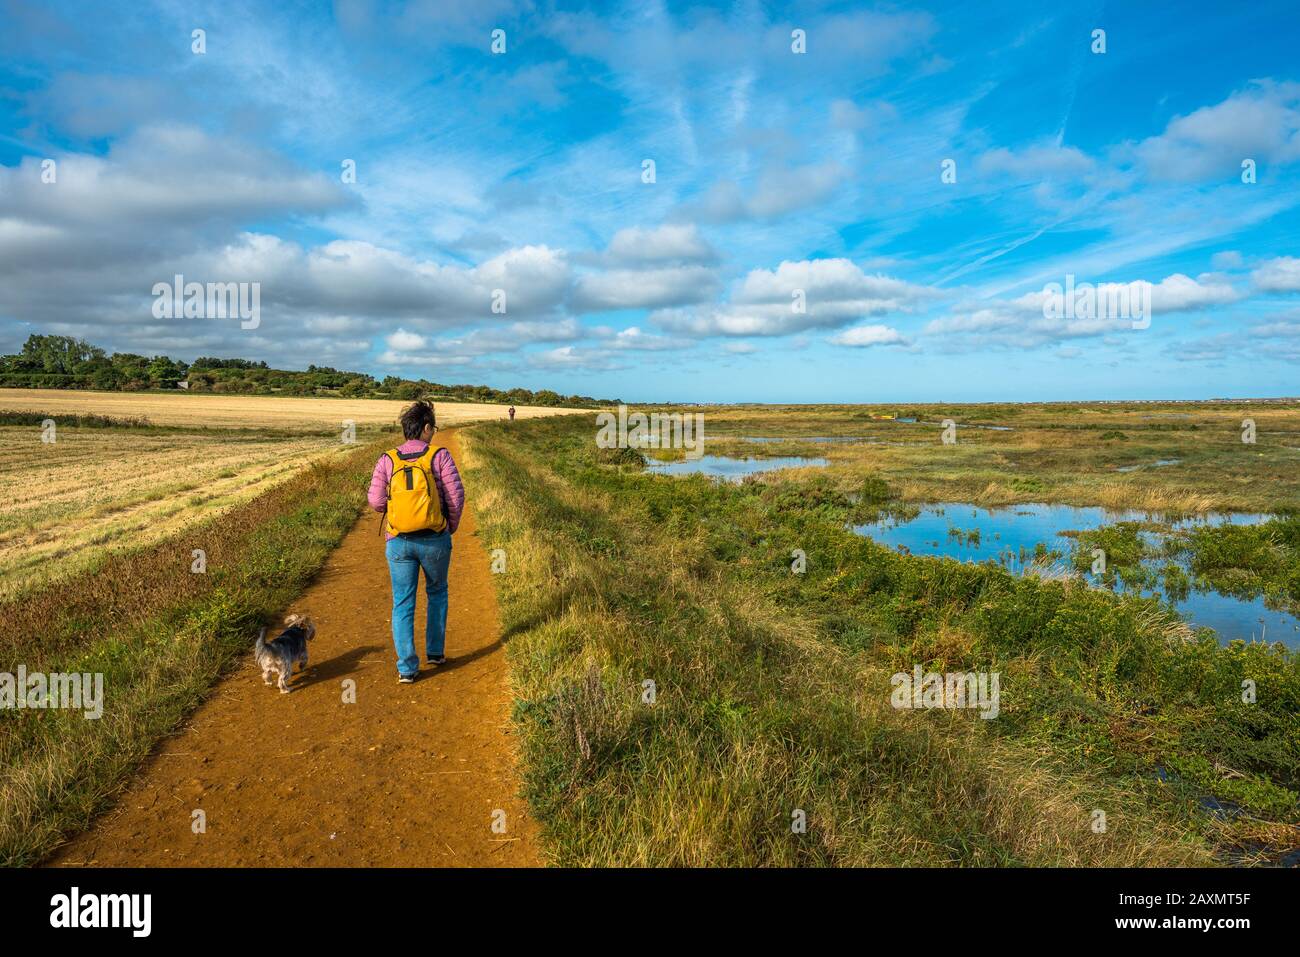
[177,381,189,390]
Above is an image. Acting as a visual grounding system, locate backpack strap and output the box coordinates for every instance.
[384,449,403,500]
[423,446,446,516]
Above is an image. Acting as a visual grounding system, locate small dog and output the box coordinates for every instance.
[254,614,316,693]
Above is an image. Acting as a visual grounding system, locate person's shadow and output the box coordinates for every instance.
[292,644,383,690]
[428,583,577,677]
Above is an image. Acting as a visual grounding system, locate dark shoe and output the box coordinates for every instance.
[426,655,447,667]
[397,673,417,684]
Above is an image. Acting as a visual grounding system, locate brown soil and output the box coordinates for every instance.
[48,429,540,867]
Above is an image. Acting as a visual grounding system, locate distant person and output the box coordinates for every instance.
[508,405,516,421]
[368,400,464,683]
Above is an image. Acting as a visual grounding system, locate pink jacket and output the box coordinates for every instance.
[368,439,465,538]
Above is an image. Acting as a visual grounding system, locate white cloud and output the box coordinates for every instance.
[828,324,909,348]
[1133,81,1300,182]
[925,273,1242,349]
[435,318,585,356]
[571,265,720,312]
[530,345,625,371]
[386,329,428,350]
[1149,273,1241,311]
[604,326,691,351]
[605,224,717,265]
[651,258,937,337]
[0,125,350,231]
[376,350,476,367]
[1252,256,1300,292]
[977,143,1095,179]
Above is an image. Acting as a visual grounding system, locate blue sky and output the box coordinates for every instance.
[1,0,1298,402]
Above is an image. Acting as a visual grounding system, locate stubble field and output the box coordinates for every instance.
[0,388,585,431]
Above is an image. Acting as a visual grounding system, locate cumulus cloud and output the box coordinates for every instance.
[1252,256,1300,292]
[0,125,350,233]
[651,258,937,337]
[529,345,626,372]
[828,324,909,348]
[432,318,585,356]
[0,127,571,369]
[1148,273,1241,311]
[571,265,720,312]
[590,326,692,351]
[1132,81,1300,182]
[386,329,428,351]
[604,224,717,266]
[925,273,1242,349]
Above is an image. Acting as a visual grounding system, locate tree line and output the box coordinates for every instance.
[0,335,614,408]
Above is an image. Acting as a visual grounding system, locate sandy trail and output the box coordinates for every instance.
[49,429,539,867]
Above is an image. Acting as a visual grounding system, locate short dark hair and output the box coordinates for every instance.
[399,400,435,439]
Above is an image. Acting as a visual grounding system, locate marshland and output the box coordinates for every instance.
[465,399,1300,866]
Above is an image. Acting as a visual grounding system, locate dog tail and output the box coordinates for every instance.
[255,626,267,655]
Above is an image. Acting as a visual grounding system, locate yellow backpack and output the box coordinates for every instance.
[384,445,448,535]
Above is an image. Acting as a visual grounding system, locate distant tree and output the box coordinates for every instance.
[147,356,185,387]
[0,336,615,405]
[19,334,104,374]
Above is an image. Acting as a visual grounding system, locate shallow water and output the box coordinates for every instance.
[854,503,1297,647]
[742,435,869,444]
[646,454,829,481]
[1115,458,1182,473]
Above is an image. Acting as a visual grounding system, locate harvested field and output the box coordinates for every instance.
[0,424,354,598]
[0,388,587,431]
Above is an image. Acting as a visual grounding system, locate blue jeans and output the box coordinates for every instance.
[385,530,452,676]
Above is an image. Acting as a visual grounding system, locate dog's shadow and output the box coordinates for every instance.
[291,644,383,691]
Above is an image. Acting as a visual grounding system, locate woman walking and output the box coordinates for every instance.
[368,400,465,683]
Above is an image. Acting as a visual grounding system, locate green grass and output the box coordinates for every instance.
[1182,515,1300,606]
[465,414,1300,866]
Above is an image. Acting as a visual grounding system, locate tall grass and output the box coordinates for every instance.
[0,409,152,429]
[463,416,1300,866]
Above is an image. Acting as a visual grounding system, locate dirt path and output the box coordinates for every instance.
[49,429,540,867]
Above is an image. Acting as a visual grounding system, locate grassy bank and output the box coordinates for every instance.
[463,415,1299,866]
[0,433,389,866]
